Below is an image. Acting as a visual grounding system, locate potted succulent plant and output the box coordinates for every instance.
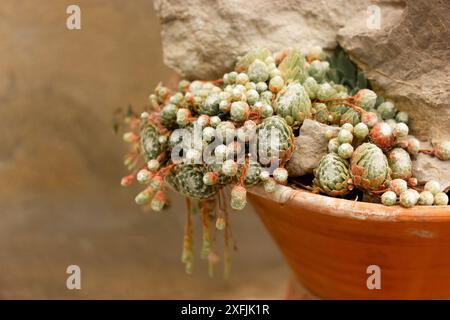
[116,46,449,298]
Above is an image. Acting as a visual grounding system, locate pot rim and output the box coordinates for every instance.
[248,185,450,222]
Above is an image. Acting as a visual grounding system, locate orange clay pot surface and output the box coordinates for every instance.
[248,185,450,299]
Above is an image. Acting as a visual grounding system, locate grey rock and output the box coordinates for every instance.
[412,154,450,191]
[338,0,450,141]
[154,0,372,79]
[286,119,339,177]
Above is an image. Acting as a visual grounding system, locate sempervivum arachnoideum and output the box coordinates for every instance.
[350,143,391,192]
[368,122,395,151]
[237,161,262,187]
[274,81,312,126]
[387,147,412,180]
[432,141,450,161]
[165,164,216,200]
[140,123,163,160]
[313,153,352,196]
[257,116,295,164]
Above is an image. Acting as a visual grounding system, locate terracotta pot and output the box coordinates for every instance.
[248,185,450,299]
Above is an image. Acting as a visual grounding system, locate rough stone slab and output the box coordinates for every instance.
[412,154,450,191]
[154,0,372,79]
[337,0,450,141]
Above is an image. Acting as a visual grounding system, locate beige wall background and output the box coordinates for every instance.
[0,0,288,298]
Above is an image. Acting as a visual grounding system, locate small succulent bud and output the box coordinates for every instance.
[338,143,354,159]
[389,178,408,196]
[158,135,168,145]
[399,189,419,208]
[169,92,184,106]
[361,111,378,128]
[151,190,166,211]
[216,216,226,230]
[176,108,192,127]
[260,90,273,102]
[273,167,288,184]
[354,122,369,140]
[354,89,377,110]
[230,101,250,122]
[328,138,340,153]
[177,79,190,92]
[261,103,274,118]
[135,187,154,205]
[381,191,397,206]
[236,72,249,85]
[148,94,159,109]
[303,77,319,100]
[140,111,150,119]
[264,178,277,193]
[214,145,228,161]
[325,129,336,140]
[434,192,449,206]
[149,175,164,190]
[222,159,238,176]
[123,132,139,143]
[424,180,441,195]
[388,148,412,180]
[246,82,257,91]
[433,141,450,161]
[406,137,420,156]
[395,111,409,124]
[377,101,397,120]
[369,122,395,150]
[227,71,238,84]
[219,100,231,113]
[308,60,328,82]
[197,114,210,127]
[210,116,221,128]
[120,175,134,187]
[269,68,281,79]
[337,129,353,144]
[269,76,284,93]
[232,84,246,101]
[256,82,268,93]
[317,82,336,99]
[259,170,270,181]
[231,185,247,210]
[418,191,434,206]
[246,89,259,105]
[248,59,269,83]
[202,126,216,142]
[203,172,219,186]
[394,122,409,138]
[341,123,354,133]
[147,159,160,172]
[137,169,152,184]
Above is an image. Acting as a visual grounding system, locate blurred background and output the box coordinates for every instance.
[0,0,289,299]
